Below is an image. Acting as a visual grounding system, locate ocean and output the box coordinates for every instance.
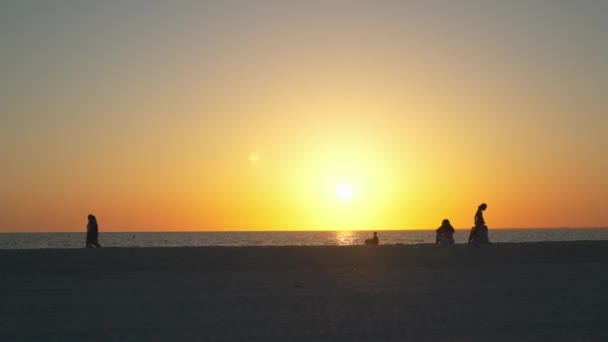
[1,228,608,249]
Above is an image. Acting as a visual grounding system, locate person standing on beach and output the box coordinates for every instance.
[436,219,455,244]
[86,214,101,248]
[468,203,489,244]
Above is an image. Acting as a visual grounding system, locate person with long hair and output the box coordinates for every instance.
[86,214,101,248]
[436,219,455,244]
[468,203,489,244]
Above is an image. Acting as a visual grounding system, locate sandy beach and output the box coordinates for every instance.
[2,242,608,341]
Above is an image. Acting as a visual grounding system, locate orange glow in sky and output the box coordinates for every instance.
[1,1,607,232]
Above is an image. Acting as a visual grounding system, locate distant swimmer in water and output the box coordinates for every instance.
[436,219,455,245]
[468,203,490,244]
[365,232,379,245]
[86,214,101,248]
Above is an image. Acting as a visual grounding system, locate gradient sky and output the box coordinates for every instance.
[1,0,607,232]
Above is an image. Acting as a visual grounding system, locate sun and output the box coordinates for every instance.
[336,183,354,201]
[249,153,260,163]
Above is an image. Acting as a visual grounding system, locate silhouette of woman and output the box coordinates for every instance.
[86,214,101,248]
[468,203,489,244]
[436,219,455,244]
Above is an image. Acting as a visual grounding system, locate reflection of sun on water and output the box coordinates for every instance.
[335,230,356,245]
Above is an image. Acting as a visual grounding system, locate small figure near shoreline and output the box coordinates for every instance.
[468,203,490,244]
[365,232,379,245]
[86,214,101,248]
[436,219,455,245]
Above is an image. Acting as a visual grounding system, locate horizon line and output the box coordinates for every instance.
[2,227,608,234]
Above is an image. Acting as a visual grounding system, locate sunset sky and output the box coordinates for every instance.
[1,1,607,232]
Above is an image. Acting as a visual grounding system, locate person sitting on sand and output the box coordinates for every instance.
[436,219,455,245]
[86,214,101,248]
[468,203,490,244]
[365,232,379,245]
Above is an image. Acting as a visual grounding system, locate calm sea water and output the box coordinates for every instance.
[1,229,608,249]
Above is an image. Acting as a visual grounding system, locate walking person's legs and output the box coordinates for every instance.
[92,233,101,247]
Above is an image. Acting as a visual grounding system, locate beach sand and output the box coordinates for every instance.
[1,242,608,341]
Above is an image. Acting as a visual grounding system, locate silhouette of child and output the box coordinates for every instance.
[365,232,379,245]
[436,219,455,244]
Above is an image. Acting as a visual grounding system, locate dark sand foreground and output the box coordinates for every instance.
[2,242,608,341]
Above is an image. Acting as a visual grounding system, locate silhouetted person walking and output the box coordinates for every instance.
[468,203,489,244]
[365,232,379,245]
[436,219,455,244]
[86,214,101,248]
